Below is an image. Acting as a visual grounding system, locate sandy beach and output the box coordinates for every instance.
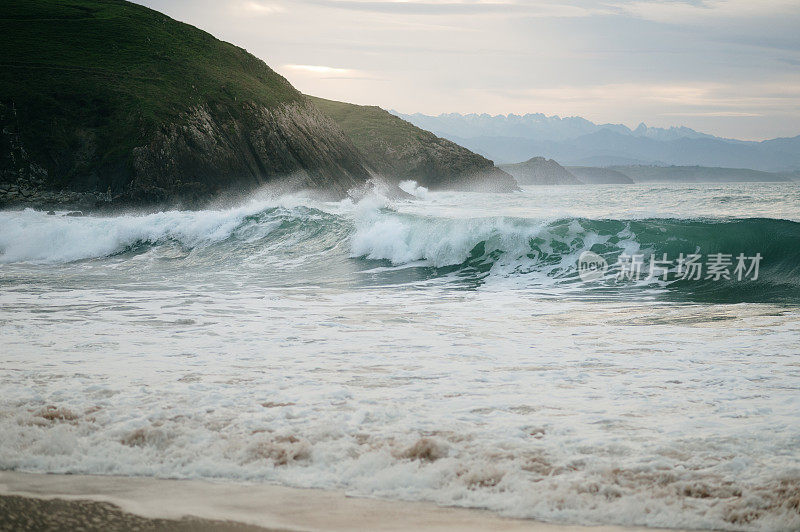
[0,471,675,532]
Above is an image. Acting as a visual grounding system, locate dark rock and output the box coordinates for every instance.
[310,97,519,192]
[128,100,370,205]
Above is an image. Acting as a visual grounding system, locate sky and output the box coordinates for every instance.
[134,0,800,140]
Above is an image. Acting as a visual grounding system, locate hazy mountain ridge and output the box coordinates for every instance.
[566,166,635,185]
[499,157,581,186]
[608,165,790,184]
[393,112,719,144]
[394,112,800,171]
[493,158,788,186]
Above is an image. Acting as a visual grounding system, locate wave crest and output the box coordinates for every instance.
[350,211,800,302]
[2,203,798,303]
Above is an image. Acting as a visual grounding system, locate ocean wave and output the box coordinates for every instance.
[1,204,798,302]
[0,202,342,264]
[0,207,258,264]
[350,210,800,302]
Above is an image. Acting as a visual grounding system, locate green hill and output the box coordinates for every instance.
[309,97,518,192]
[0,0,370,207]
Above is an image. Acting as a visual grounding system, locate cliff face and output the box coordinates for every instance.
[309,97,518,192]
[0,0,371,208]
[500,157,582,185]
[127,100,369,203]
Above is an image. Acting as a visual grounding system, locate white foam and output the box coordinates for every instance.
[1,290,798,531]
[0,209,249,264]
[347,206,627,289]
[398,180,429,199]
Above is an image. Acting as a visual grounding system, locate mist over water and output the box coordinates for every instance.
[1,183,799,530]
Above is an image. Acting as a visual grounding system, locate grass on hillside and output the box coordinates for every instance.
[308,96,431,151]
[1,0,301,187]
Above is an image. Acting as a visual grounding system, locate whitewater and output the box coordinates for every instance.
[1,183,799,531]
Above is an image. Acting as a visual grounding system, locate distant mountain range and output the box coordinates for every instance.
[608,165,791,184]
[393,112,800,172]
[501,157,793,186]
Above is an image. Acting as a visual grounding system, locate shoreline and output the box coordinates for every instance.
[0,471,677,532]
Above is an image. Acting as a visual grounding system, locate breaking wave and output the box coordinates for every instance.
[351,210,800,302]
[1,204,798,302]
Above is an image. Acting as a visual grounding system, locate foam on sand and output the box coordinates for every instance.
[0,471,671,532]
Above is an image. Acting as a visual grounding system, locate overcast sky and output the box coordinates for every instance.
[134,0,800,140]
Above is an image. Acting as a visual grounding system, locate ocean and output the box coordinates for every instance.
[1,182,799,531]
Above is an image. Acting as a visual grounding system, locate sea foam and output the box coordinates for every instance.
[2,184,800,530]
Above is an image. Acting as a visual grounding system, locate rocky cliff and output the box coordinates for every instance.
[500,157,582,185]
[0,0,371,208]
[309,97,518,192]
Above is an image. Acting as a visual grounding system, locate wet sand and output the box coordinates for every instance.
[0,471,677,532]
[0,494,283,531]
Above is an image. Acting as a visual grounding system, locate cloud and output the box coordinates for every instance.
[300,0,796,19]
[486,81,800,110]
[296,0,605,17]
[661,111,762,117]
[487,83,717,105]
[298,0,514,15]
[284,64,355,75]
[282,64,380,80]
[237,1,284,14]
[132,0,800,139]
[617,0,800,23]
